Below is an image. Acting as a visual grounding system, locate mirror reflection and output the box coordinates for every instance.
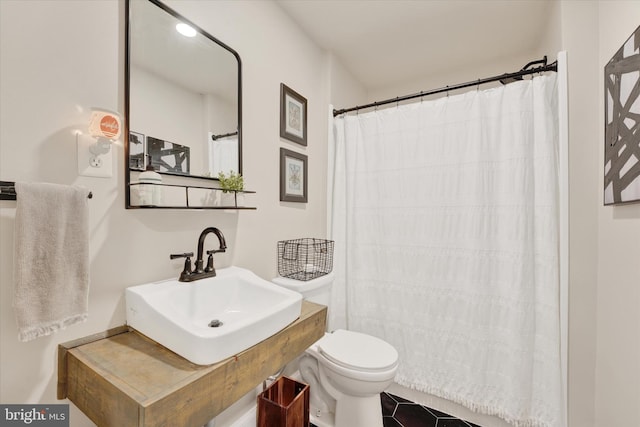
[127,0,241,180]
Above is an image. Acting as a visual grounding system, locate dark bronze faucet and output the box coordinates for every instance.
[170,227,227,282]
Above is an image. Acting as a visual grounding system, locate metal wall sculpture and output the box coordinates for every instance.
[604,25,640,205]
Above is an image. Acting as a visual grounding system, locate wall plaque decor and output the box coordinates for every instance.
[280,83,307,146]
[280,148,307,203]
[147,136,191,176]
[604,25,640,205]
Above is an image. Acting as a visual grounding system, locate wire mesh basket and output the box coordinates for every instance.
[277,238,334,281]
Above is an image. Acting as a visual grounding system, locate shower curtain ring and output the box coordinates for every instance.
[446,86,449,97]
[477,79,481,91]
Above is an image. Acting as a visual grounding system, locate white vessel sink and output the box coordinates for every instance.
[125,266,302,365]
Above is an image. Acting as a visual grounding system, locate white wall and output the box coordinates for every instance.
[0,1,343,425]
[558,2,600,426]
[595,2,640,425]
[327,53,368,114]
[557,3,640,427]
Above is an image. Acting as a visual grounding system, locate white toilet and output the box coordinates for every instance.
[272,273,399,427]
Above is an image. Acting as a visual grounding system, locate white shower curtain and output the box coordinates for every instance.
[329,75,563,427]
[208,133,239,176]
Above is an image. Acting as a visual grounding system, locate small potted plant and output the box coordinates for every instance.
[217,171,244,206]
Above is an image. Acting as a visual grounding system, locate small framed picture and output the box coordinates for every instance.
[280,83,307,146]
[280,148,307,203]
[128,131,145,170]
[147,136,191,176]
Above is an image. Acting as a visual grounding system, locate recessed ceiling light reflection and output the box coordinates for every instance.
[176,23,196,38]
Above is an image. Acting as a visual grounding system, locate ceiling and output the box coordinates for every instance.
[277,0,557,92]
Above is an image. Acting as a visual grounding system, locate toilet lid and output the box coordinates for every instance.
[318,329,398,372]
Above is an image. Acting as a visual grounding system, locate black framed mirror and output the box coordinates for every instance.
[125,0,242,207]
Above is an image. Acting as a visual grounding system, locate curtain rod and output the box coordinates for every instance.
[333,56,557,117]
[211,131,238,141]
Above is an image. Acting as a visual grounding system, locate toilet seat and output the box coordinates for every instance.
[316,329,398,373]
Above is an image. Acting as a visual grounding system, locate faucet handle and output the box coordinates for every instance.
[170,252,194,260]
[170,252,194,282]
[204,249,224,274]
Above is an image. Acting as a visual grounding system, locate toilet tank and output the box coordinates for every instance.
[272,272,334,307]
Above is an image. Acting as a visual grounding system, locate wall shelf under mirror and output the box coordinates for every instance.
[128,182,256,210]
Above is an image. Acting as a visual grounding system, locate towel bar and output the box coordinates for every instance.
[0,181,93,200]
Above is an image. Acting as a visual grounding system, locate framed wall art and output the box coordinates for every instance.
[280,148,307,203]
[604,25,640,205]
[280,83,307,146]
[147,136,191,176]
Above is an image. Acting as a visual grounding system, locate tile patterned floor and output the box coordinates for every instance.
[311,392,481,427]
[381,392,481,427]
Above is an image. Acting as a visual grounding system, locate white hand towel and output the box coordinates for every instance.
[13,182,90,341]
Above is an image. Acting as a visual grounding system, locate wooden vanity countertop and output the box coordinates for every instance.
[57,300,327,427]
